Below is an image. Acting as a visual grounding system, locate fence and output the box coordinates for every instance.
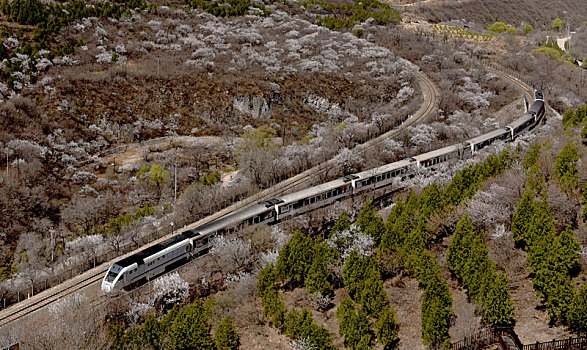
[523,337,587,350]
[451,328,523,350]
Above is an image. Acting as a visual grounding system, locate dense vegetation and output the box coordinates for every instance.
[109,300,239,350]
[511,141,583,325]
[302,0,401,30]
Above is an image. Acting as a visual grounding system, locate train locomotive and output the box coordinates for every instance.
[102,91,545,293]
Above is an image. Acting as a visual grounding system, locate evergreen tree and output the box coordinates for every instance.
[284,308,303,339]
[511,190,535,247]
[461,234,492,305]
[306,243,333,296]
[168,301,215,350]
[257,264,276,298]
[562,108,576,127]
[447,214,475,278]
[576,106,587,125]
[554,142,580,191]
[275,231,314,284]
[358,263,387,317]
[141,313,164,350]
[336,296,375,349]
[419,183,444,219]
[557,226,580,274]
[581,125,587,146]
[482,273,515,327]
[215,317,239,350]
[522,143,543,170]
[356,200,385,245]
[376,307,399,350]
[568,283,587,335]
[342,249,365,300]
[544,272,575,323]
[421,279,453,349]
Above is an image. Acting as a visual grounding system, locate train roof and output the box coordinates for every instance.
[355,158,414,179]
[279,177,349,204]
[412,144,462,162]
[192,203,270,236]
[464,128,509,146]
[506,113,534,130]
[528,100,544,114]
[116,234,189,267]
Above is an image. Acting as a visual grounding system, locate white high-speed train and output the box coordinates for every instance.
[102,91,545,293]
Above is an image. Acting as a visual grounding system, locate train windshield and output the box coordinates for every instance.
[105,271,118,282]
[105,264,123,282]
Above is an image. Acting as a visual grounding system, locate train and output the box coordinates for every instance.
[101,90,545,293]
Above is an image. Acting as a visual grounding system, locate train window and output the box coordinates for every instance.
[186,246,189,252]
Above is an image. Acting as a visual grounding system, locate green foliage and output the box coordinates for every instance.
[448,215,514,327]
[336,296,376,350]
[108,301,217,350]
[552,17,565,30]
[487,22,512,34]
[305,0,400,30]
[276,231,314,284]
[200,172,221,187]
[4,0,44,25]
[581,125,587,146]
[421,277,453,348]
[554,142,580,191]
[342,250,365,300]
[356,200,385,245]
[306,243,333,296]
[284,308,335,349]
[168,301,215,350]
[512,190,535,246]
[240,125,278,150]
[568,283,587,335]
[330,211,351,236]
[447,214,475,276]
[443,149,513,207]
[563,108,577,127]
[186,0,270,17]
[215,317,239,350]
[376,307,399,350]
[358,264,387,318]
[521,21,534,34]
[531,47,566,62]
[513,187,581,323]
[483,273,515,327]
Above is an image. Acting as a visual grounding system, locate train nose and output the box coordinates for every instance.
[102,282,111,293]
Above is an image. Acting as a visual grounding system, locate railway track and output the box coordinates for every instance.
[0,70,439,329]
[0,61,533,329]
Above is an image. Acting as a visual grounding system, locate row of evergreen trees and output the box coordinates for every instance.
[376,147,516,347]
[512,140,586,331]
[448,215,515,327]
[109,301,240,350]
[338,249,398,349]
[257,260,336,349]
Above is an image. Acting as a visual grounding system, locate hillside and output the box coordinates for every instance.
[0,0,586,349]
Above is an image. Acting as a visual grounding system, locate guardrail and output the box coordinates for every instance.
[523,337,587,350]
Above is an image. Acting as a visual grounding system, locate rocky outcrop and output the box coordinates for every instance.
[233,95,271,119]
